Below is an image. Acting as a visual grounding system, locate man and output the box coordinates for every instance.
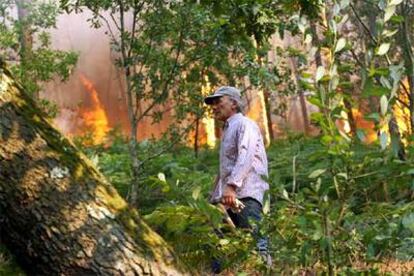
[204,86,270,268]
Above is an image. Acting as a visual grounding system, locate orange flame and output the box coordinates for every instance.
[79,75,109,144]
[339,104,410,144]
[393,90,411,138]
[352,109,378,143]
[201,77,216,148]
[188,75,216,148]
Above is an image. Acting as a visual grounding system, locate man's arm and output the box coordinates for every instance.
[222,122,259,207]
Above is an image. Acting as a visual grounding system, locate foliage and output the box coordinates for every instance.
[266,136,414,273]
[0,0,78,115]
[77,132,414,273]
[4,0,414,274]
[60,0,289,203]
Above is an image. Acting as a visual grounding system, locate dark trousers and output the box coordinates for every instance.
[211,198,269,273]
[227,197,268,253]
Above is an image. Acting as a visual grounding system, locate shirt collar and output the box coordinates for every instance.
[224,112,242,129]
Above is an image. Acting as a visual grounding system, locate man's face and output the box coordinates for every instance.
[211,95,237,121]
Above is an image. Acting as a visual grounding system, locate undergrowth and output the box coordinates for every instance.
[85,133,414,273]
[2,133,414,274]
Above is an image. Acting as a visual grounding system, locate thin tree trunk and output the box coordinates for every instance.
[194,117,199,157]
[389,113,406,160]
[128,120,140,206]
[290,57,310,134]
[15,0,35,99]
[399,3,414,133]
[123,61,140,206]
[253,39,273,141]
[310,22,323,68]
[343,98,357,135]
[263,90,274,140]
[0,61,188,275]
[117,3,141,207]
[16,0,32,61]
[364,2,405,157]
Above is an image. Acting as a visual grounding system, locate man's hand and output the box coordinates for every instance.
[221,184,237,208]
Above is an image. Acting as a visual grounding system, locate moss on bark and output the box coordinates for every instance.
[0,60,189,275]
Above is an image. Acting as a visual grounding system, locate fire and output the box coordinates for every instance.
[393,91,411,137]
[245,89,270,146]
[186,75,217,148]
[352,109,378,143]
[79,75,110,144]
[339,103,410,144]
[201,77,216,148]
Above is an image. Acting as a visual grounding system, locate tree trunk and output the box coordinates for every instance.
[15,0,33,62]
[15,0,36,99]
[290,57,310,135]
[194,117,199,158]
[389,112,406,160]
[124,66,140,207]
[263,90,274,140]
[0,61,188,275]
[399,3,414,134]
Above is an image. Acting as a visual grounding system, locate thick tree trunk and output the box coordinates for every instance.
[0,61,188,275]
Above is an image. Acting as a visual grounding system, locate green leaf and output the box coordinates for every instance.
[377,43,390,56]
[389,0,403,6]
[158,172,166,182]
[309,169,326,179]
[380,76,392,89]
[311,229,322,241]
[390,15,404,23]
[382,29,398,38]
[380,95,388,116]
[362,79,389,97]
[192,186,201,200]
[219,239,230,246]
[402,213,414,233]
[384,5,396,22]
[380,131,388,150]
[330,75,340,90]
[366,112,381,122]
[336,173,348,179]
[369,66,390,77]
[308,97,323,108]
[329,19,337,34]
[334,38,346,53]
[315,66,325,82]
[282,189,289,200]
[263,195,270,214]
[304,33,312,44]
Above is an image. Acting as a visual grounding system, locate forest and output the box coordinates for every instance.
[1,0,414,275]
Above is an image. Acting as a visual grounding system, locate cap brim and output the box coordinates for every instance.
[204,94,223,105]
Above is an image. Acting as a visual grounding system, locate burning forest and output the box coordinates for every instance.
[2,0,414,275]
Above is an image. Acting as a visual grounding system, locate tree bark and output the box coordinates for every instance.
[289,57,310,135]
[399,2,414,134]
[15,0,36,100]
[0,61,188,275]
[15,0,33,62]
